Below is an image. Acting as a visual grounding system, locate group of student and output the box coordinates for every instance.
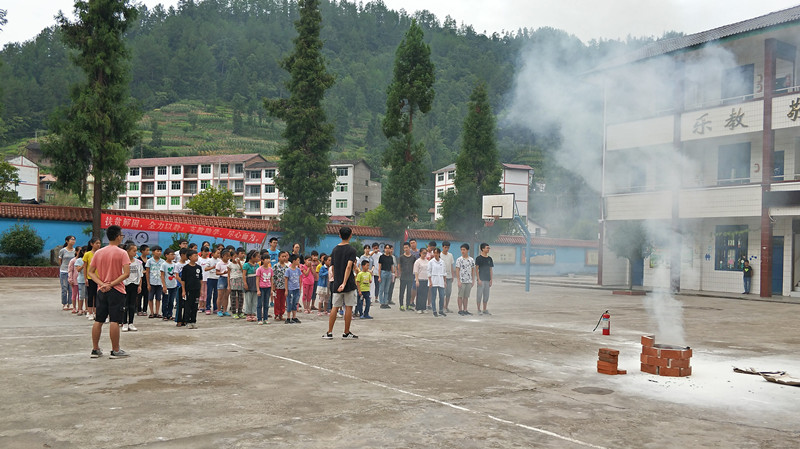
[56,233,496,336]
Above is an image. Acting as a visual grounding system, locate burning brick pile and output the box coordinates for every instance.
[640,335,692,377]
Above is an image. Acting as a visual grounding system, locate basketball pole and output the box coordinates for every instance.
[512,203,531,293]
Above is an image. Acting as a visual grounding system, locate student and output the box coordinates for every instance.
[426,241,437,260]
[309,251,320,310]
[743,259,753,294]
[144,245,164,319]
[377,244,395,309]
[205,248,221,314]
[355,260,373,319]
[441,241,455,313]
[122,243,142,332]
[242,250,260,322]
[177,238,189,249]
[174,248,188,324]
[73,247,87,315]
[414,248,429,314]
[397,242,415,311]
[83,237,102,320]
[197,247,210,312]
[215,250,231,317]
[408,239,420,308]
[455,243,475,316]
[475,243,494,315]
[428,247,446,317]
[180,250,203,329]
[323,226,359,339]
[88,225,130,359]
[256,256,272,324]
[284,254,303,324]
[136,245,150,316]
[272,251,288,321]
[67,246,81,313]
[369,242,381,303]
[300,257,316,314]
[59,235,76,310]
[267,237,280,266]
[228,249,245,319]
[159,248,178,321]
[317,255,330,316]
[291,242,305,264]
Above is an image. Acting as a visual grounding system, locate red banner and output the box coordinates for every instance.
[100,214,266,244]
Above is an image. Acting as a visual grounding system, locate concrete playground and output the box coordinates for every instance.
[1,277,799,448]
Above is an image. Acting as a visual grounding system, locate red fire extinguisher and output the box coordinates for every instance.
[593,310,611,335]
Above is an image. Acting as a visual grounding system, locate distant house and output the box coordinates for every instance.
[5,156,39,201]
[527,219,548,237]
[39,174,57,203]
[432,162,534,220]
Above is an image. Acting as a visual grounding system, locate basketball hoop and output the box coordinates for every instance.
[484,215,498,227]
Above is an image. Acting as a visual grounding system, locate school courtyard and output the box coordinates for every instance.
[1,277,798,448]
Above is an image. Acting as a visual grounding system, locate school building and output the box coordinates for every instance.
[597,6,800,297]
[432,163,533,221]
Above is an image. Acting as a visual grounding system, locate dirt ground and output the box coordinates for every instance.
[1,277,799,448]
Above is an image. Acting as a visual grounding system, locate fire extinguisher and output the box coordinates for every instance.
[593,310,611,335]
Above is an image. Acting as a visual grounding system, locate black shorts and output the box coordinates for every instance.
[86,280,98,308]
[95,288,126,324]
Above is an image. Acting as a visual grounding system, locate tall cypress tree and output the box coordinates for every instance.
[44,0,141,238]
[265,0,335,249]
[382,20,435,224]
[440,82,502,237]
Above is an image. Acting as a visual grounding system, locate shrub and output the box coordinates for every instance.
[0,224,46,259]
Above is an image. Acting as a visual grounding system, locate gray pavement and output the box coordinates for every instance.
[1,278,799,448]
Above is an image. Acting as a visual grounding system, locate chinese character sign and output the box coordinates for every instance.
[788,98,800,122]
[100,214,266,244]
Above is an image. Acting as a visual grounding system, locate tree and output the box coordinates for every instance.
[440,82,502,239]
[0,161,21,203]
[0,224,45,259]
[149,118,163,148]
[608,220,653,289]
[43,0,141,238]
[264,0,335,250]
[381,19,435,227]
[185,186,237,217]
[0,9,7,142]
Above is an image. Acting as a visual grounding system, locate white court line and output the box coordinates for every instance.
[229,343,607,449]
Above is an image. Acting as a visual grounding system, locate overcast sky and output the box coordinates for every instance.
[1,0,798,46]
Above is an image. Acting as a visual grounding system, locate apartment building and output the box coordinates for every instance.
[432,163,533,220]
[5,156,39,201]
[597,6,800,297]
[117,154,381,221]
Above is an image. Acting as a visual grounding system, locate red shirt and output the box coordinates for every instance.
[90,245,131,294]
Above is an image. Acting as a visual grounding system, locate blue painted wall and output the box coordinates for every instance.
[0,217,598,277]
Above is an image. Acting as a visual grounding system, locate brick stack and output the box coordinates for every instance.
[640,335,693,377]
[597,348,626,375]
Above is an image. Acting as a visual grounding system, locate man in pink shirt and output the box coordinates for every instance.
[87,225,131,359]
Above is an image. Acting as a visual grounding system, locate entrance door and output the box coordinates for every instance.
[772,237,784,295]
[631,257,644,287]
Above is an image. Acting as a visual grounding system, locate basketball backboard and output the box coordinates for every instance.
[482,193,516,220]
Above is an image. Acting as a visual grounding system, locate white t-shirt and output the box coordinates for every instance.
[427,258,446,288]
[198,257,210,281]
[205,257,220,279]
[216,260,229,278]
[440,251,455,279]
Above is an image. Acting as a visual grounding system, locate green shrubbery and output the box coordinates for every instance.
[0,224,48,265]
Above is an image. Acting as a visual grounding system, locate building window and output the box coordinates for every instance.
[264,200,275,209]
[717,143,750,185]
[246,185,261,196]
[44,183,52,190]
[129,167,140,176]
[365,195,368,202]
[157,166,167,175]
[143,167,155,177]
[129,182,139,191]
[234,164,243,174]
[157,181,167,190]
[437,172,444,182]
[128,197,139,206]
[200,164,211,174]
[248,170,261,179]
[186,165,198,175]
[721,64,755,100]
[142,183,154,194]
[156,197,166,206]
[246,200,261,212]
[183,181,198,194]
[171,181,181,190]
[264,184,275,194]
[336,199,347,209]
[219,180,228,190]
[171,197,181,206]
[142,198,154,209]
[437,188,444,199]
[365,179,369,186]
[172,166,181,175]
[200,180,210,190]
[235,197,244,208]
[774,150,785,181]
[118,198,125,209]
[278,200,286,212]
[264,169,276,178]
[234,180,244,193]
[448,170,455,180]
[335,182,348,192]
[220,164,229,174]
[336,167,349,177]
[715,225,748,271]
